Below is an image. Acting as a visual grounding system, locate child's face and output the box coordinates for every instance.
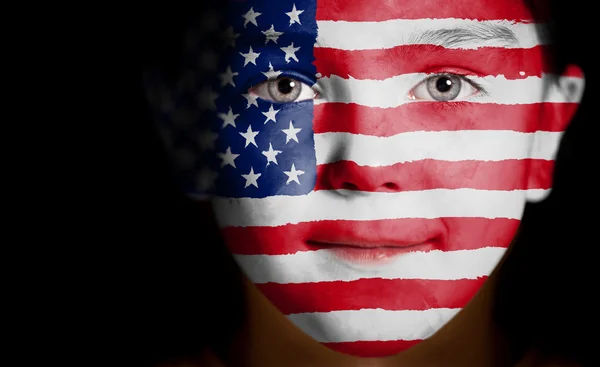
[162,0,584,358]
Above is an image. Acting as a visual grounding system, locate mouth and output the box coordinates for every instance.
[306,239,438,267]
[304,220,446,269]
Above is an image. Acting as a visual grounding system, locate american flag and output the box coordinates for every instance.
[161,0,584,358]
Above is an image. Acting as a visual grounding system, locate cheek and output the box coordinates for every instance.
[313,101,542,133]
[216,201,312,255]
[443,217,521,251]
[313,102,541,190]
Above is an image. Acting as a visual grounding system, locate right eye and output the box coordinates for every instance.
[248,77,318,103]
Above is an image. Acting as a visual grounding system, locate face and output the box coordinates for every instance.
[156,0,584,358]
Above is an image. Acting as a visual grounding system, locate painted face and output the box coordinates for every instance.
[157,0,584,359]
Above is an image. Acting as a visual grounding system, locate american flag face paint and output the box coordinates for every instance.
[157,0,584,358]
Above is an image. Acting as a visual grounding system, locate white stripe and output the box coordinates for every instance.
[213,188,539,227]
[314,74,582,108]
[315,130,561,166]
[288,308,461,342]
[235,247,505,284]
[315,19,545,50]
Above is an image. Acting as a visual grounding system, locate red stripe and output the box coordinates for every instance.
[315,159,554,192]
[257,277,487,314]
[313,102,577,136]
[315,45,548,80]
[323,340,423,357]
[315,0,547,22]
[224,217,519,255]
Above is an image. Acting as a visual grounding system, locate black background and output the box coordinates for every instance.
[85,1,596,365]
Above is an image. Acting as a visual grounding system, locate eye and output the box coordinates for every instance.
[249,77,318,103]
[409,73,482,102]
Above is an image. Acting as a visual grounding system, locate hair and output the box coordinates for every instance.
[492,1,593,365]
[134,1,594,366]
[133,2,245,366]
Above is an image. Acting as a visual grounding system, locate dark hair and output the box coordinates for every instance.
[134,1,595,366]
[492,1,594,366]
[131,3,245,366]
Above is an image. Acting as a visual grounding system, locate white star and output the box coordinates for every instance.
[218,147,240,168]
[219,66,238,87]
[283,163,305,185]
[262,143,282,166]
[242,92,259,108]
[239,125,260,148]
[196,168,219,191]
[242,7,261,28]
[239,46,261,66]
[171,107,196,129]
[262,24,283,44]
[281,120,302,143]
[197,87,219,111]
[241,167,262,188]
[199,49,218,72]
[262,62,283,79]
[280,42,300,63]
[174,149,195,170]
[178,71,198,92]
[262,104,280,124]
[285,4,304,25]
[218,107,239,128]
[222,26,240,48]
[198,129,218,151]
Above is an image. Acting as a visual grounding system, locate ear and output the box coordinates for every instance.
[526,64,585,202]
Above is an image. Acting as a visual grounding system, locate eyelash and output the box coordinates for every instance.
[244,71,489,103]
[244,70,316,93]
[421,72,489,96]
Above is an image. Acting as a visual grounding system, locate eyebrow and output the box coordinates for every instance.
[409,23,519,48]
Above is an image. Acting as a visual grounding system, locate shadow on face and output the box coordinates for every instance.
[144,0,586,361]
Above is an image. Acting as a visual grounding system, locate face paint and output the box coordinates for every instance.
[159,0,584,358]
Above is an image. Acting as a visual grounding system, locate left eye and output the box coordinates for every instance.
[249,77,318,103]
[409,73,481,101]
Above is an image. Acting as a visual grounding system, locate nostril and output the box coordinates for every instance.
[383,182,399,190]
[341,182,359,190]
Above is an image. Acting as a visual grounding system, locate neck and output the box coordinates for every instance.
[217,268,511,367]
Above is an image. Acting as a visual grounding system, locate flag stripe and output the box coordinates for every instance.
[313,102,578,135]
[323,340,424,358]
[214,189,539,227]
[314,45,548,80]
[210,1,566,358]
[315,0,546,22]
[224,217,519,255]
[287,308,461,342]
[315,19,545,50]
[314,131,561,166]
[314,159,553,191]
[257,277,488,313]
[314,75,583,107]
[234,247,506,283]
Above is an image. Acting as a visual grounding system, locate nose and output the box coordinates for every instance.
[314,80,427,194]
[318,160,406,193]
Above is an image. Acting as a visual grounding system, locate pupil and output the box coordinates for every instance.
[436,77,452,93]
[277,79,294,94]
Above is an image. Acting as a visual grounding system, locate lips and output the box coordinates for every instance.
[310,241,435,266]
[306,220,445,266]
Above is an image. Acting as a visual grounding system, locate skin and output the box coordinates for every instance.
[205,0,583,358]
[150,0,585,365]
[161,247,581,367]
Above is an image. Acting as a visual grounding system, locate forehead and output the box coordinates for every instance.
[222,0,544,53]
[216,0,548,86]
[224,0,537,24]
